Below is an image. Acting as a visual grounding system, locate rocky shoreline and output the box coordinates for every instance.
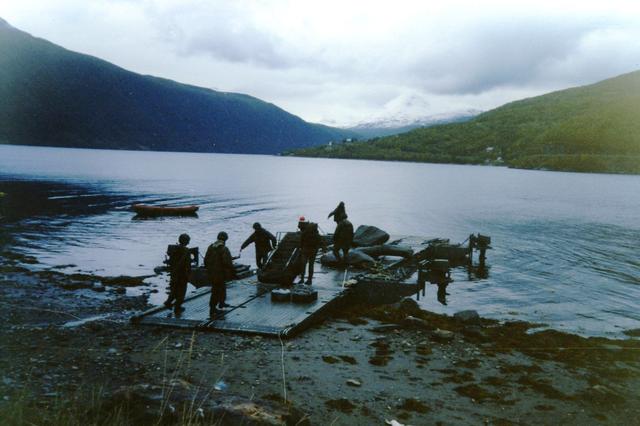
[1,247,640,425]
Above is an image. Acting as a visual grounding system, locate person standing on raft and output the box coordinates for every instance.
[298,217,321,285]
[328,201,347,222]
[240,222,277,269]
[333,216,354,265]
[163,233,192,316]
[205,231,235,316]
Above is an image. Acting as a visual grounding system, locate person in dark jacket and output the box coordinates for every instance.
[205,231,235,316]
[328,201,347,223]
[333,217,354,265]
[240,222,277,269]
[298,217,321,285]
[163,233,192,315]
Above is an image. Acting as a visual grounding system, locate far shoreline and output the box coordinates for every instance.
[3,142,640,178]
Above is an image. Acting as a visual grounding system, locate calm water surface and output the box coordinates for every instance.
[1,145,639,337]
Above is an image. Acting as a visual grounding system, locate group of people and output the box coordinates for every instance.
[163,202,354,317]
[297,201,354,285]
[162,230,236,317]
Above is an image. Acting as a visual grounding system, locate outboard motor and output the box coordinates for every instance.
[416,258,452,300]
[468,234,491,267]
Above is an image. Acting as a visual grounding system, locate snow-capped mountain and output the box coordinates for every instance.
[346,109,482,139]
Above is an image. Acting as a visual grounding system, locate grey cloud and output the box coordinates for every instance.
[145,2,293,69]
[184,29,290,68]
[5,0,638,126]
[408,18,605,95]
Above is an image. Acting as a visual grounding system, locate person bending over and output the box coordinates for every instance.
[240,222,277,269]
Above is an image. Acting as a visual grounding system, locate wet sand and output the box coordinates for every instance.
[1,247,639,425]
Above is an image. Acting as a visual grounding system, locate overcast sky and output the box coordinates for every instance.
[2,1,639,126]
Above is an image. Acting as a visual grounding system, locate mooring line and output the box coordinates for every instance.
[278,330,287,403]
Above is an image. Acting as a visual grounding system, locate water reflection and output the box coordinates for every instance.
[437,282,449,306]
[418,262,491,306]
[468,265,490,280]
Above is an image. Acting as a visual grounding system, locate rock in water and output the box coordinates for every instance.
[453,310,480,323]
[92,282,105,292]
[393,297,422,317]
[402,316,430,329]
[431,329,454,342]
[353,225,390,247]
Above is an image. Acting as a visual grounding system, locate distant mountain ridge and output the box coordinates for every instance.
[345,110,481,139]
[295,71,640,174]
[0,18,353,154]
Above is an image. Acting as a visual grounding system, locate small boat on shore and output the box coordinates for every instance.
[132,203,199,217]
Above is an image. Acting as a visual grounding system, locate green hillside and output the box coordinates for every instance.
[294,71,640,174]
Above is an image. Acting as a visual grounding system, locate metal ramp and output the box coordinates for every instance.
[256,232,302,285]
[257,231,333,285]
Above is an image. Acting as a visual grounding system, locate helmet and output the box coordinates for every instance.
[299,216,306,222]
[178,233,190,245]
[253,222,261,230]
[217,231,228,241]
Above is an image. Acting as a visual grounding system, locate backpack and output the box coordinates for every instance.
[301,222,320,248]
[166,244,190,275]
[166,245,182,266]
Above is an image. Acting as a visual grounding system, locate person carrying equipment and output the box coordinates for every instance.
[240,222,277,269]
[163,233,192,315]
[298,217,321,285]
[205,231,235,316]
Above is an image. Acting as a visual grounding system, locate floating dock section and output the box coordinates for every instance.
[131,234,484,338]
[132,268,354,337]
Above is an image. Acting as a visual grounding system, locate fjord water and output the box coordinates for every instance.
[1,145,639,337]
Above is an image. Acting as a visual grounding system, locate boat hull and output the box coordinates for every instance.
[132,204,199,217]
